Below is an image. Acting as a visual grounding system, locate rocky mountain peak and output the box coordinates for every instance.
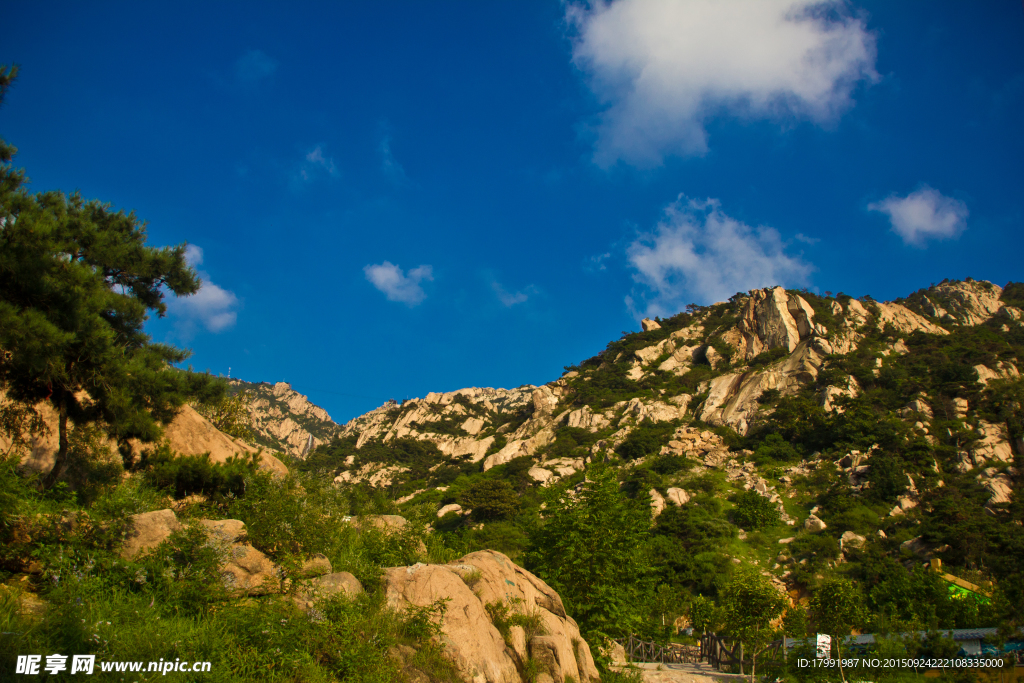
[230,379,341,457]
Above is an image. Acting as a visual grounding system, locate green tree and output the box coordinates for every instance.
[689,595,718,635]
[526,464,655,639]
[720,568,787,682]
[458,479,521,520]
[192,387,255,444]
[0,70,222,487]
[811,577,866,683]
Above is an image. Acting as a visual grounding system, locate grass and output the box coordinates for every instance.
[486,597,547,646]
[0,452,465,683]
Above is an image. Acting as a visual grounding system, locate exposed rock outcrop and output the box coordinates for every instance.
[232,380,342,458]
[10,400,286,478]
[383,550,598,683]
[121,511,281,596]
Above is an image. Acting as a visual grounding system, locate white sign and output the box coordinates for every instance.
[815,634,832,659]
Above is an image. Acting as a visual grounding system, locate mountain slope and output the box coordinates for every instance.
[228,379,342,457]
[292,278,1023,635]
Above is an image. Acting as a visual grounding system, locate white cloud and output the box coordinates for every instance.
[379,136,407,183]
[184,243,203,267]
[626,195,813,316]
[868,185,968,247]
[299,145,338,182]
[492,281,537,307]
[584,252,612,272]
[168,244,240,334]
[364,261,433,306]
[235,49,278,84]
[567,0,879,167]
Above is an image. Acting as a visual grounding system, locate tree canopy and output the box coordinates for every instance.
[0,67,222,486]
[526,464,656,639]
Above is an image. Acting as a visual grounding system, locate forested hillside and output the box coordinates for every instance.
[298,278,1024,653]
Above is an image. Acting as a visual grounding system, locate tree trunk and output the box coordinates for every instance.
[836,639,847,683]
[750,652,756,683]
[41,398,68,490]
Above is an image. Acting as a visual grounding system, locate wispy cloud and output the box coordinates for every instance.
[626,195,813,317]
[302,146,338,181]
[364,261,433,306]
[235,49,278,84]
[167,244,240,334]
[491,281,537,307]
[567,0,879,168]
[379,135,407,183]
[584,252,612,272]
[868,185,969,247]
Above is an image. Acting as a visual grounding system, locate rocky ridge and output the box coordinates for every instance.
[229,379,342,458]
[319,279,1021,514]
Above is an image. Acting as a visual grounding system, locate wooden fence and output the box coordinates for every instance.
[618,634,701,664]
[617,633,786,675]
[701,634,787,674]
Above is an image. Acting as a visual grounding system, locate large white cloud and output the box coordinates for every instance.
[167,244,240,334]
[364,261,433,306]
[868,185,969,247]
[626,195,813,316]
[567,0,879,167]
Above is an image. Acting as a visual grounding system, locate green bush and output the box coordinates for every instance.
[730,491,781,530]
[459,479,521,520]
[139,445,259,500]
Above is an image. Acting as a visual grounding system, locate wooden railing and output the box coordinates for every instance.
[618,633,788,674]
[618,634,701,664]
[700,634,787,674]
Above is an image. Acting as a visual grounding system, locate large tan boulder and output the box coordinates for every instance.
[382,550,599,683]
[163,404,288,477]
[195,518,281,596]
[220,544,280,596]
[315,571,363,597]
[293,571,364,612]
[199,518,246,543]
[122,509,182,559]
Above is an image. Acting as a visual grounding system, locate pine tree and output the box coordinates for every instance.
[0,68,223,487]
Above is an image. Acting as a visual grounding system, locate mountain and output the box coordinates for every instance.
[228,379,342,457]
[304,279,1021,504]
[290,278,1023,633]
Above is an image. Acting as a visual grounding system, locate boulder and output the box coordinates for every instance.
[529,467,555,485]
[437,503,464,518]
[641,318,661,332]
[353,515,411,533]
[295,571,364,611]
[220,544,280,596]
[299,553,333,578]
[316,571,363,597]
[804,515,827,532]
[649,489,665,517]
[665,487,689,507]
[199,518,246,543]
[122,509,182,559]
[840,531,866,551]
[382,551,598,683]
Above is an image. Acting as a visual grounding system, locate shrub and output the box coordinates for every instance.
[139,445,259,500]
[459,479,521,520]
[730,491,781,530]
[751,433,801,464]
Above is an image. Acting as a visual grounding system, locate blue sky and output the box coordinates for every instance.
[3,1,1022,423]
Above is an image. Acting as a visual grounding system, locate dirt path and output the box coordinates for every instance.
[611,662,750,683]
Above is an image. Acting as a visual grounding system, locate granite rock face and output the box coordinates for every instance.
[382,550,599,683]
